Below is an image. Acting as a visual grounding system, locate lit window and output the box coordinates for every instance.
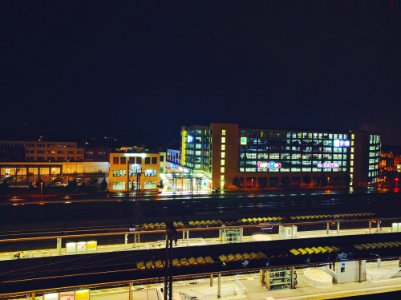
[221,159,225,166]
[221,137,226,144]
[221,167,225,173]
[113,170,126,177]
[220,175,225,181]
[221,145,226,151]
[221,152,226,158]
[112,182,126,190]
[221,129,226,136]
[240,137,247,145]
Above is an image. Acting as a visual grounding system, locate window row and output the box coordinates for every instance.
[112,169,158,177]
[112,181,158,190]
[240,167,347,172]
[241,132,349,140]
[112,156,158,165]
[240,153,348,160]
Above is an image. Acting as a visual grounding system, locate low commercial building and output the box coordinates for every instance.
[109,151,161,192]
[0,161,109,184]
[181,123,381,191]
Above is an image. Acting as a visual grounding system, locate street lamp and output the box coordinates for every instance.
[135,167,142,227]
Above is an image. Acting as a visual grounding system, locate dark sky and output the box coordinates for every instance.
[1,1,401,148]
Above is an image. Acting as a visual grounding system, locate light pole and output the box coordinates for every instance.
[135,168,142,227]
[40,182,43,198]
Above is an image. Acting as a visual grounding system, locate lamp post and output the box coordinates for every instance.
[40,182,43,198]
[135,167,142,227]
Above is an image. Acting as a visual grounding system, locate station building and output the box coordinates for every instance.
[181,123,381,191]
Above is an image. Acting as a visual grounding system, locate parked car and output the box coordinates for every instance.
[49,178,68,187]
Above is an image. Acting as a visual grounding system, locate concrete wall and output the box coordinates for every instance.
[324,261,360,284]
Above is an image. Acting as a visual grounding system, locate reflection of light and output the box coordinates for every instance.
[38,201,45,205]
[64,201,71,204]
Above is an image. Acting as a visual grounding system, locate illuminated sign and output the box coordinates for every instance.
[187,135,194,143]
[334,140,350,147]
[257,161,282,169]
[240,137,247,145]
[317,162,339,168]
[60,292,75,300]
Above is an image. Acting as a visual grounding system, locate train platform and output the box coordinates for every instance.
[0,226,391,261]
[12,260,397,300]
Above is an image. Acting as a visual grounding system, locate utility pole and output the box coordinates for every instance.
[164,223,178,300]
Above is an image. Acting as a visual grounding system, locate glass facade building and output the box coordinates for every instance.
[181,123,381,191]
[368,134,381,184]
[239,130,350,173]
[181,126,211,173]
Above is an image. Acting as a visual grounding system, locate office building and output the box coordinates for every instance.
[109,150,161,192]
[0,140,84,162]
[181,123,380,190]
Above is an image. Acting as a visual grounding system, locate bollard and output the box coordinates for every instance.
[326,222,330,235]
[336,222,340,235]
[125,234,128,249]
[210,273,213,287]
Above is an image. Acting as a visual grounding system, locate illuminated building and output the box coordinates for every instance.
[0,140,84,162]
[0,161,109,184]
[181,123,381,190]
[109,150,161,192]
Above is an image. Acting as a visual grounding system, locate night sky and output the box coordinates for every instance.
[1,1,401,148]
